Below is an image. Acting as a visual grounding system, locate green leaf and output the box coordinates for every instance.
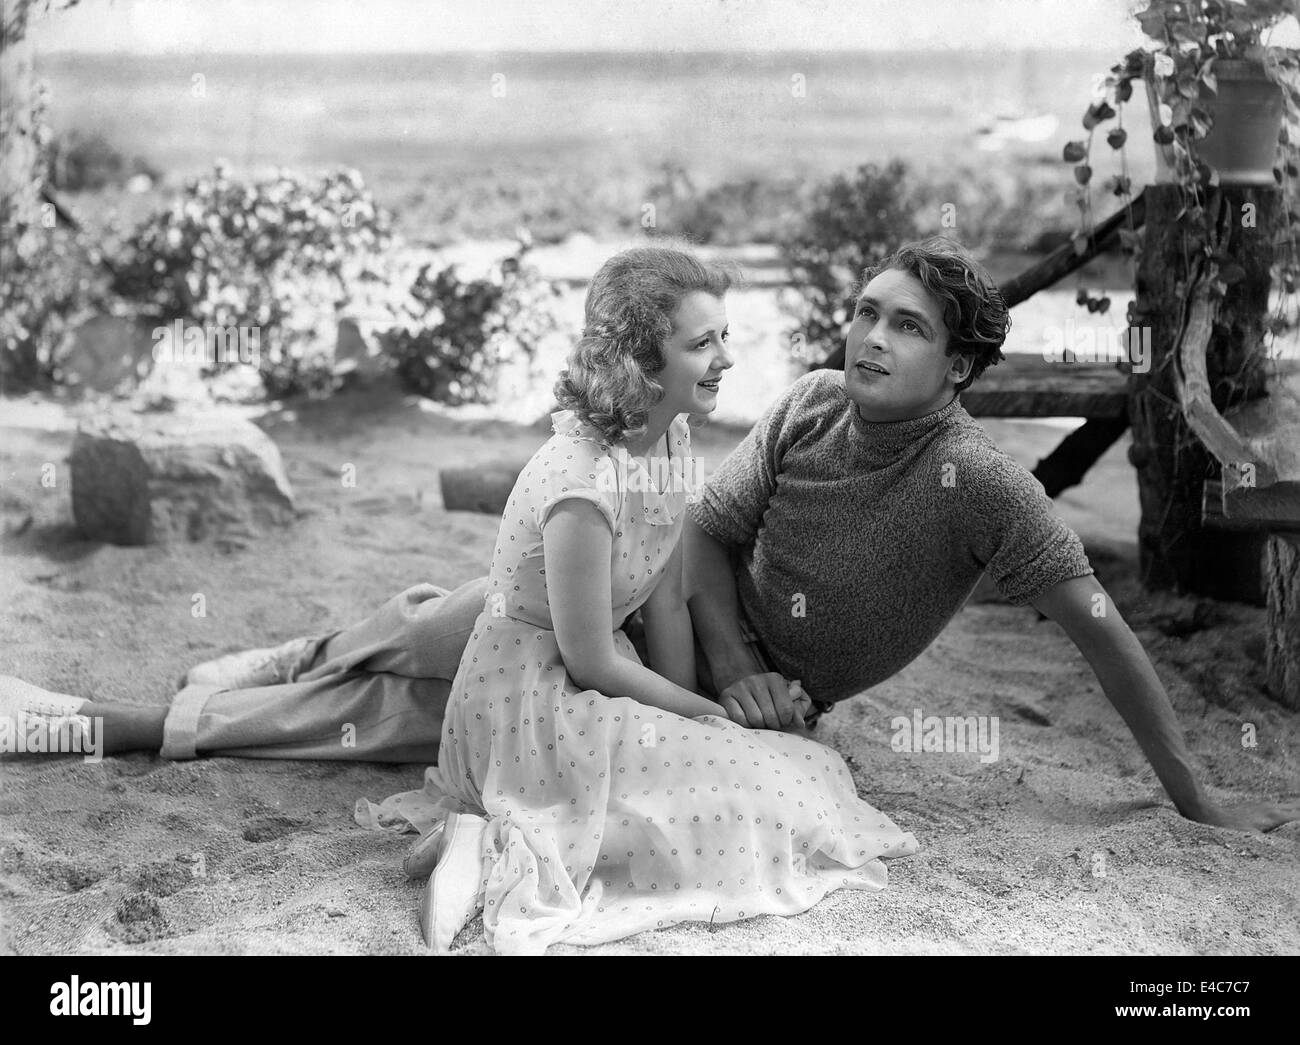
[1107,127,1128,149]
[1135,6,1165,38]
[1074,164,1093,185]
[1219,263,1246,285]
[1170,21,1206,45]
[1063,140,1088,162]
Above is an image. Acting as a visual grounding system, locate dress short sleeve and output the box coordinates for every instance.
[532,413,620,535]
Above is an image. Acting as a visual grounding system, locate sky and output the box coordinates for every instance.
[29,0,1151,53]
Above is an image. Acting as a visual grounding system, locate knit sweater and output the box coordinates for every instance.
[686,369,1094,703]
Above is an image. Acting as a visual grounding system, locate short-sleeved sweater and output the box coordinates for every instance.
[686,369,1094,703]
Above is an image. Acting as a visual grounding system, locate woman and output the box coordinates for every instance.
[356,246,919,954]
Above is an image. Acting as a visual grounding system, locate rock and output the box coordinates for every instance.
[70,409,295,545]
[333,317,387,384]
[61,315,158,394]
[440,461,526,514]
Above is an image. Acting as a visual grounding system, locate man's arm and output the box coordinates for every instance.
[1032,574,1300,832]
[684,516,803,729]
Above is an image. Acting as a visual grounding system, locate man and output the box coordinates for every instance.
[683,236,1298,833]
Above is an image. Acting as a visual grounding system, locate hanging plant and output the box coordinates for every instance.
[1062,0,1300,331]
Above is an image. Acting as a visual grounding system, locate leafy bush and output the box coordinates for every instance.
[643,165,807,245]
[381,237,562,405]
[47,130,161,192]
[108,163,395,398]
[777,159,923,363]
[916,159,1071,256]
[0,80,117,393]
[0,218,115,392]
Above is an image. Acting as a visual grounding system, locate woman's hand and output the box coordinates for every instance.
[718,674,810,730]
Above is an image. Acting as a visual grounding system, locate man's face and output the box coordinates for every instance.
[843,268,972,423]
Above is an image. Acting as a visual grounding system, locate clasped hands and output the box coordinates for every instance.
[715,672,813,733]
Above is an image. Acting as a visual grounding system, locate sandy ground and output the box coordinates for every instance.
[1,378,1298,956]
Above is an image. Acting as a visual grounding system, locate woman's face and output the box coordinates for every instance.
[844,268,972,422]
[656,291,733,416]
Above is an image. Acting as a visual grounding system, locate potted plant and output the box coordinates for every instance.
[1064,0,1300,202]
[1064,0,1300,307]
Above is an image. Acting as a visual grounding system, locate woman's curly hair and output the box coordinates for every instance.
[860,236,1010,392]
[554,245,734,444]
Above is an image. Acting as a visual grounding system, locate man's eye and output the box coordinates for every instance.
[856,304,874,317]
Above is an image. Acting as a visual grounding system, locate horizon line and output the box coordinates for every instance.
[36,44,1125,57]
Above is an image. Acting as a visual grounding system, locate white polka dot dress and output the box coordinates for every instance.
[358,409,919,954]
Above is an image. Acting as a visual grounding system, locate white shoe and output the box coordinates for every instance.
[403,821,447,880]
[181,637,315,690]
[419,812,487,953]
[0,674,86,717]
[0,675,91,756]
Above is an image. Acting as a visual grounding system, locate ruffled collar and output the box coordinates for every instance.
[550,408,608,446]
[550,409,687,524]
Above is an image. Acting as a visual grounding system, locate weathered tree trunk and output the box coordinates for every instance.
[1127,186,1277,604]
[0,0,40,237]
[1265,535,1300,708]
[0,0,44,391]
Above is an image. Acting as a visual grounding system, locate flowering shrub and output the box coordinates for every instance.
[777,160,922,363]
[109,163,395,397]
[381,237,562,405]
[0,224,116,392]
[0,78,116,392]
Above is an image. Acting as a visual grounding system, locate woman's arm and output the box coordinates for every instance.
[683,516,799,728]
[639,538,698,693]
[544,500,720,719]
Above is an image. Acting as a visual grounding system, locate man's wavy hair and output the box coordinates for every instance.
[554,245,734,444]
[859,236,1010,393]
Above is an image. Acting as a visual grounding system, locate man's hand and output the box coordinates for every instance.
[1188,798,1300,833]
[718,673,808,730]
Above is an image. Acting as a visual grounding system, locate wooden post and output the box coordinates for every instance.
[1127,185,1278,604]
[1265,535,1300,707]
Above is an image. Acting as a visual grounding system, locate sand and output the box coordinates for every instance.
[1,378,1298,956]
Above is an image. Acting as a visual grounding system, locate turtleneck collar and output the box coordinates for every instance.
[844,385,963,465]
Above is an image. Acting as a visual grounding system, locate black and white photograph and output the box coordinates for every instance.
[2,0,1299,975]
